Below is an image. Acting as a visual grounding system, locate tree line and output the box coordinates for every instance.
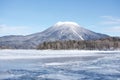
[37,37,120,50]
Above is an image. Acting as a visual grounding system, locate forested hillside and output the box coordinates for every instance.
[37,37,120,50]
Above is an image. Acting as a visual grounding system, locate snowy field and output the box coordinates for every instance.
[0,50,120,80]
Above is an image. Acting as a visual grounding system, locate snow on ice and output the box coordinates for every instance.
[0,50,120,80]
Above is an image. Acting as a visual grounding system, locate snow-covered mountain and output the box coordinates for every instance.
[0,22,109,49]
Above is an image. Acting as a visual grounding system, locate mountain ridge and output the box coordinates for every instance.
[0,22,109,49]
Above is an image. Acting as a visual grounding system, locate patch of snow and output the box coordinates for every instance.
[0,50,119,60]
[72,28,84,40]
[54,21,80,27]
[0,50,102,60]
[37,73,80,80]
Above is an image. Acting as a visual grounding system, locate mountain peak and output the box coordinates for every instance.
[0,21,109,49]
[54,21,80,28]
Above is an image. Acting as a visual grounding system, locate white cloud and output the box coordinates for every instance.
[0,24,33,36]
[100,16,120,25]
[106,26,120,32]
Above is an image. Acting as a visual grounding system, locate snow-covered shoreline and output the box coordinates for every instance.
[0,50,120,60]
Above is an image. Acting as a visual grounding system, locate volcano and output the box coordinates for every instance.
[0,21,109,49]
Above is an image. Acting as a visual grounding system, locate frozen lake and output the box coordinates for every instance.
[0,50,120,80]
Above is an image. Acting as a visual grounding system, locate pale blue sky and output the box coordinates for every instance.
[0,0,120,36]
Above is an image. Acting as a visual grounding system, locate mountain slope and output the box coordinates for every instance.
[0,22,109,49]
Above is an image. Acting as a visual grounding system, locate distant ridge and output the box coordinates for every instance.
[0,21,109,49]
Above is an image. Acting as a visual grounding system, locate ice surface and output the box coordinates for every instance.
[0,50,120,80]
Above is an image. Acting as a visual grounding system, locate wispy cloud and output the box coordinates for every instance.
[0,24,32,36]
[95,16,120,36]
[105,26,120,32]
[100,16,120,25]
